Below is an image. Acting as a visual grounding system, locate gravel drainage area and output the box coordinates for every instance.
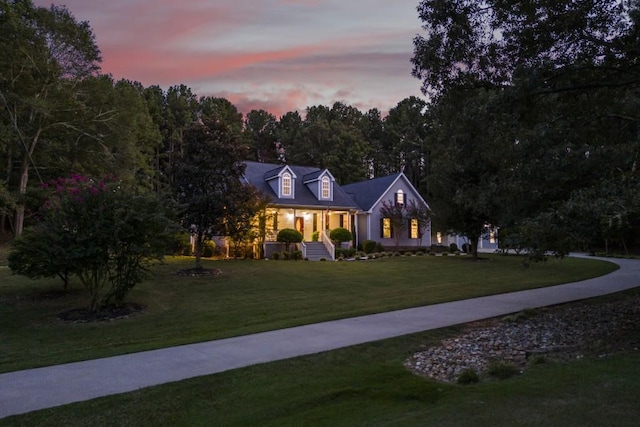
[406,295,640,383]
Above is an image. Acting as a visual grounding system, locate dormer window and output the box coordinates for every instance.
[282,172,292,196]
[395,189,404,206]
[321,176,330,199]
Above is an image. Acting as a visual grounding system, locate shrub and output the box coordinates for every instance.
[416,251,424,256]
[311,231,319,242]
[272,252,280,260]
[167,232,191,256]
[277,228,303,251]
[393,251,402,257]
[319,257,327,261]
[449,243,459,253]
[455,250,461,256]
[429,252,436,256]
[330,227,352,244]
[457,368,480,384]
[282,251,291,260]
[291,250,303,260]
[487,361,520,380]
[441,252,449,256]
[202,240,216,258]
[362,240,377,254]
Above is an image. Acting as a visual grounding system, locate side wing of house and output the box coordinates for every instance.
[344,173,432,249]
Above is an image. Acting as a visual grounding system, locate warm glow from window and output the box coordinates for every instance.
[410,219,418,239]
[396,190,404,205]
[282,172,291,196]
[436,232,442,244]
[383,218,392,238]
[321,176,330,198]
[489,230,496,244]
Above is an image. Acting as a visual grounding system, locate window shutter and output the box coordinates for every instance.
[394,193,398,205]
[408,222,412,238]
[390,223,394,238]
[380,218,384,238]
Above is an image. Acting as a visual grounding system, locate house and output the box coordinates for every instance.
[242,161,361,260]
[242,161,432,260]
[342,173,432,249]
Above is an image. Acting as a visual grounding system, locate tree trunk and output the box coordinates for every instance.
[14,129,41,236]
[195,232,203,269]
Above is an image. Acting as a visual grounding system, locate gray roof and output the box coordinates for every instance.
[341,173,402,211]
[243,161,360,210]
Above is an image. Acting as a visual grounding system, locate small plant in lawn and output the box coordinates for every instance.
[416,251,424,256]
[457,368,480,384]
[394,252,402,257]
[487,361,520,380]
[441,252,449,256]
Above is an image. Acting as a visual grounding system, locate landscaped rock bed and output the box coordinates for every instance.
[405,296,640,383]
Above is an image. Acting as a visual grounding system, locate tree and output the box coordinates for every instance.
[172,119,249,269]
[379,200,407,249]
[245,109,278,163]
[0,0,102,235]
[406,199,432,247]
[224,184,263,258]
[412,0,640,254]
[9,175,173,312]
[426,88,503,258]
[382,97,430,191]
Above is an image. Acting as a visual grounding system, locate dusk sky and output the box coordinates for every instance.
[34,0,426,117]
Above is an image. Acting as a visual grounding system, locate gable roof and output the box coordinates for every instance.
[342,173,429,212]
[243,161,359,210]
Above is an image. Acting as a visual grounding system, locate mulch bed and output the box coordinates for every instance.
[176,268,222,277]
[58,303,145,323]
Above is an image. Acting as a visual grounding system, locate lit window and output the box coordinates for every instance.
[321,176,330,199]
[410,219,419,239]
[382,218,392,239]
[396,190,404,205]
[282,172,291,196]
[489,230,496,244]
[436,232,442,244]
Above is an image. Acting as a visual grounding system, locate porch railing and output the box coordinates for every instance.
[320,230,335,261]
[299,241,307,259]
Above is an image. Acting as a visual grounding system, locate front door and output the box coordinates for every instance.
[295,217,304,239]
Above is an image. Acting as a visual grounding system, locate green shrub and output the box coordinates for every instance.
[202,240,216,258]
[282,251,291,260]
[311,231,319,242]
[291,250,303,260]
[277,228,303,251]
[416,251,424,256]
[330,227,352,244]
[272,252,280,260]
[362,240,378,254]
[167,232,191,256]
[319,257,327,261]
[441,252,449,256]
[455,251,461,256]
[449,243,459,253]
[487,361,520,380]
[393,251,402,257]
[375,242,385,252]
[429,252,436,256]
[457,368,479,384]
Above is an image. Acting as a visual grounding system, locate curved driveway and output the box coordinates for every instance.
[1,255,639,419]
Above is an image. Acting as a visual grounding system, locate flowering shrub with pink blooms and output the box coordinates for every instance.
[9,175,174,313]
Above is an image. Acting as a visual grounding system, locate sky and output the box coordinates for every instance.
[34,0,426,118]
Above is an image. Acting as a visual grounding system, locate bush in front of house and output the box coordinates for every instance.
[329,227,352,245]
[361,240,378,254]
[335,247,357,259]
[449,243,459,253]
[311,231,319,242]
[272,252,280,260]
[277,228,303,252]
[202,240,216,258]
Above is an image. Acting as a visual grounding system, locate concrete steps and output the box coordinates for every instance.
[304,242,332,261]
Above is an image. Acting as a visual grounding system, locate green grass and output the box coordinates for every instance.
[3,291,639,426]
[0,254,617,373]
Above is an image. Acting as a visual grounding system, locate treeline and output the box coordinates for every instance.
[0,1,430,237]
[3,0,640,256]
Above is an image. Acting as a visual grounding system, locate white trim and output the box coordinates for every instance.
[365,173,429,213]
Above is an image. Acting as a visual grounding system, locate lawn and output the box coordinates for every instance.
[3,290,639,426]
[0,254,617,373]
